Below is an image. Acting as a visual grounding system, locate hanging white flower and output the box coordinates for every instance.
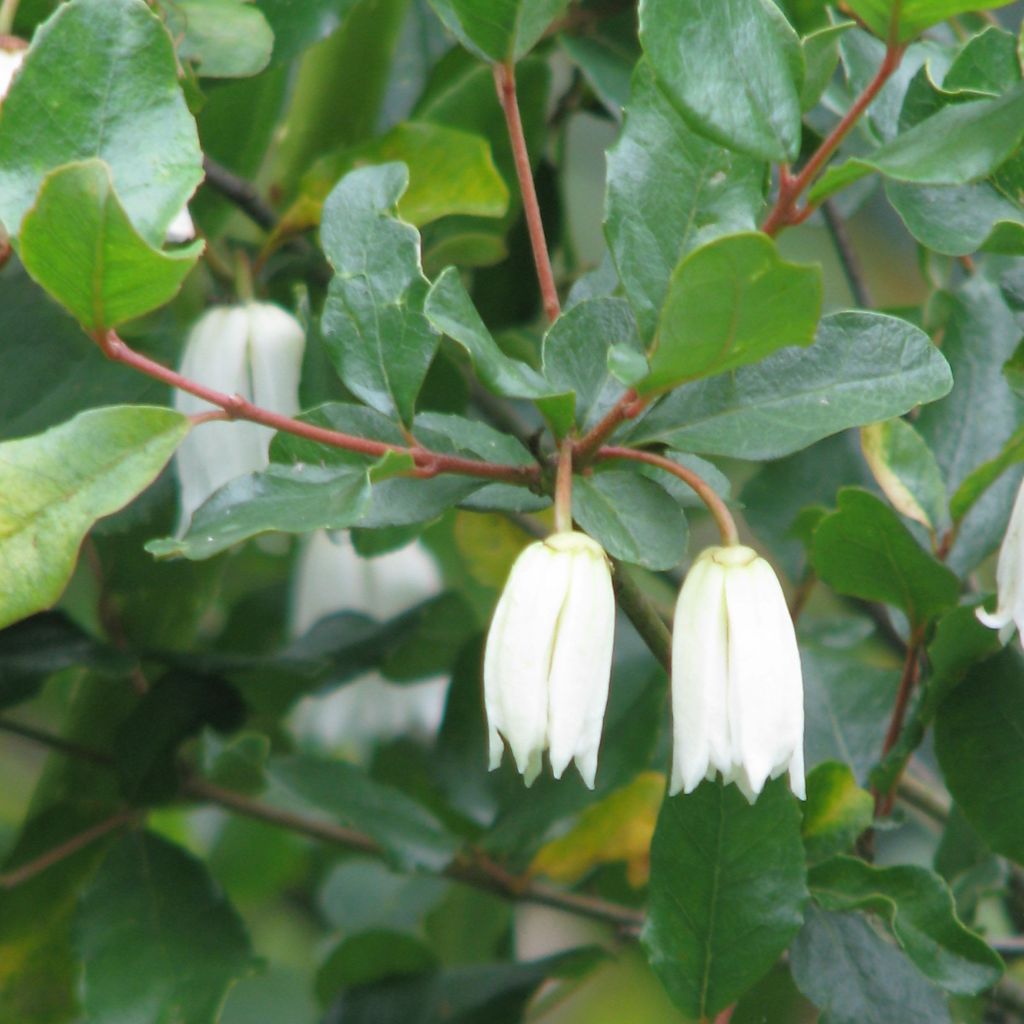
[174,302,305,531]
[289,530,449,753]
[0,45,25,105]
[671,545,805,803]
[484,530,616,788]
[976,476,1024,644]
[164,205,196,244]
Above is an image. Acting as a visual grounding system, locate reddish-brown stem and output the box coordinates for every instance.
[494,62,561,323]
[573,389,647,464]
[598,446,739,546]
[554,437,574,532]
[97,331,540,487]
[712,1007,736,1024]
[761,40,906,236]
[874,628,924,816]
[0,810,137,889]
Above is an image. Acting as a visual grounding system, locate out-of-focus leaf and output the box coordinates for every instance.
[254,0,360,65]
[159,0,273,77]
[76,831,253,1024]
[427,0,569,63]
[639,0,803,161]
[802,762,874,864]
[0,406,188,630]
[812,488,959,627]
[642,779,807,1020]
[949,424,1024,522]
[604,61,765,342]
[639,233,821,394]
[19,160,202,332]
[842,0,1014,44]
[627,312,952,459]
[0,0,202,242]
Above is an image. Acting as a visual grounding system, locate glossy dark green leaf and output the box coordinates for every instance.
[628,312,952,459]
[412,412,534,468]
[860,417,948,532]
[19,160,202,332]
[943,25,1020,96]
[571,469,688,570]
[639,0,803,162]
[604,61,765,342]
[808,856,1002,994]
[0,0,202,243]
[147,463,372,560]
[812,488,959,627]
[802,22,853,111]
[639,233,821,394]
[269,755,459,871]
[949,424,1024,522]
[935,647,1024,865]
[542,297,642,430]
[643,779,806,1019]
[320,164,439,425]
[802,762,874,864]
[426,0,569,63]
[790,906,952,1024]
[917,277,1024,574]
[810,85,1024,203]
[159,0,274,77]
[842,0,1014,44]
[0,406,189,630]
[76,831,252,1024]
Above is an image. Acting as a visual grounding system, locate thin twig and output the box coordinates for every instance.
[0,716,113,766]
[821,200,873,308]
[96,331,540,487]
[0,0,21,36]
[610,560,672,671]
[573,389,646,465]
[0,810,137,889]
[202,156,277,232]
[494,62,561,323]
[597,446,739,547]
[554,437,574,533]
[874,628,924,815]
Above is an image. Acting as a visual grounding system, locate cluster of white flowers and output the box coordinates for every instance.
[485,531,805,803]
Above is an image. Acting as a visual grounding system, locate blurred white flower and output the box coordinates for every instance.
[289,530,449,753]
[0,46,25,105]
[671,545,805,803]
[174,302,304,531]
[165,205,195,244]
[977,476,1024,644]
[484,531,615,788]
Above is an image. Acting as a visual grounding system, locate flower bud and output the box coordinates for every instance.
[671,545,805,803]
[484,531,616,788]
[976,476,1024,644]
[174,302,305,530]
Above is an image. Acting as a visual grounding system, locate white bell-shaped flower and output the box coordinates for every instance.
[289,531,449,753]
[671,545,805,803]
[174,302,305,531]
[0,46,25,105]
[977,476,1024,644]
[484,531,616,789]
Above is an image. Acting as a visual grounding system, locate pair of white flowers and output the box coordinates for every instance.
[485,531,805,802]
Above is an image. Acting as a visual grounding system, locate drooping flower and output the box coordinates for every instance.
[0,44,25,106]
[484,530,616,788]
[174,302,305,531]
[289,530,449,754]
[976,476,1024,643]
[671,545,805,803]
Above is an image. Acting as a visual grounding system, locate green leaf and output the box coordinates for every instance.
[642,779,807,1020]
[320,163,439,425]
[790,906,953,1024]
[802,762,874,864]
[810,85,1024,203]
[146,463,372,560]
[886,179,1024,258]
[949,423,1024,521]
[639,0,804,162]
[541,297,642,431]
[559,30,636,114]
[412,411,534,468]
[269,754,459,871]
[0,406,189,630]
[0,0,202,243]
[159,0,274,77]
[812,488,959,628]
[802,21,854,112]
[860,417,948,532]
[604,61,765,342]
[254,0,360,65]
[935,647,1024,864]
[18,160,202,333]
[942,25,1021,96]
[808,856,1002,994]
[842,0,1015,44]
[76,831,253,1024]
[571,470,688,570]
[639,233,821,394]
[426,0,569,63]
[627,311,952,459]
